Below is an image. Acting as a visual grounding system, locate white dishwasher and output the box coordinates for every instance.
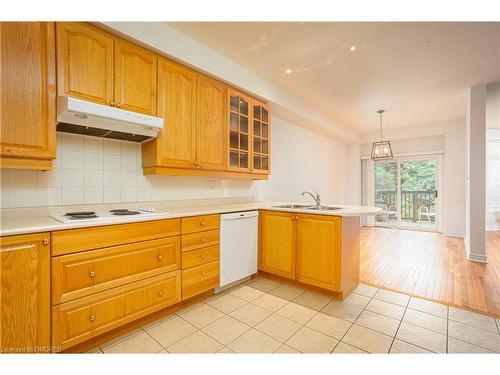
[217,210,259,292]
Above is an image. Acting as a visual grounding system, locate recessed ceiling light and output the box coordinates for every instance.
[285,68,293,74]
[350,45,357,51]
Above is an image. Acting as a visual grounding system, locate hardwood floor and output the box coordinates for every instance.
[360,227,500,317]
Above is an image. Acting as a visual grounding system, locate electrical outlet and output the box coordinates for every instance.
[205,180,216,190]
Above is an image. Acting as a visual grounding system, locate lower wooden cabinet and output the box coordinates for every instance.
[181,261,219,300]
[0,233,51,353]
[52,271,181,350]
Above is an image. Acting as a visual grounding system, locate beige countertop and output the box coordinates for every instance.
[0,197,381,236]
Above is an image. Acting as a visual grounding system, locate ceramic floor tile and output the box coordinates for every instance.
[276,302,317,325]
[85,347,103,354]
[216,346,235,353]
[251,293,289,312]
[293,290,333,311]
[156,350,169,354]
[246,277,281,292]
[286,326,338,353]
[448,306,498,333]
[448,320,500,352]
[396,322,446,353]
[342,324,393,353]
[374,289,410,307]
[352,284,378,298]
[365,299,406,320]
[227,328,281,353]
[228,285,264,301]
[447,337,495,353]
[269,284,306,301]
[355,310,400,336]
[275,344,301,353]
[403,308,447,335]
[100,328,143,350]
[390,339,433,354]
[206,293,247,314]
[202,315,250,345]
[146,316,197,348]
[407,297,448,318]
[306,312,352,339]
[167,331,224,353]
[142,313,177,331]
[255,313,302,342]
[342,292,371,309]
[178,303,225,328]
[332,342,368,354]
[322,300,363,322]
[103,332,163,353]
[174,301,204,315]
[229,303,273,326]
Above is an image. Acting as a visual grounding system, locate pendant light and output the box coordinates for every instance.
[371,109,393,160]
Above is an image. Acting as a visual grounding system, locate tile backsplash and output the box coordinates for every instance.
[0,132,258,208]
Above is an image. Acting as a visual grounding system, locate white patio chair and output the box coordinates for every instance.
[419,205,436,222]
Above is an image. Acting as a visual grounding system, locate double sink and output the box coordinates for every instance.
[272,204,341,211]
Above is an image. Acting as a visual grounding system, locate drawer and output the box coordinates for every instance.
[52,218,180,256]
[181,229,219,252]
[52,237,180,304]
[181,214,219,234]
[181,245,219,270]
[181,261,219,300]
[52,271,181,350]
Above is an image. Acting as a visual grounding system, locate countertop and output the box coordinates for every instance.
[0,197,381,236]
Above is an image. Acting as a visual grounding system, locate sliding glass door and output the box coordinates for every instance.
[374,156,439,231]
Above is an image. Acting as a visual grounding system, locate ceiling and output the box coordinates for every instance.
[169,22,500,133]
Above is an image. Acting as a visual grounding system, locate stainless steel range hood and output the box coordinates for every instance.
[56,96,163,143]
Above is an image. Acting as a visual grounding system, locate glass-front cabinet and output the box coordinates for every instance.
[251,100,270,174]
[228,90,251,172]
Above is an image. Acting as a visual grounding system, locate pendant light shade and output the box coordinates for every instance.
[371,109,393,160]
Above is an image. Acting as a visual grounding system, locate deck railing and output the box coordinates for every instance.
[375,190,435,222]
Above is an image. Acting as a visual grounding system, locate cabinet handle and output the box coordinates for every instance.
[157,255,163,261]
[158,290,163,297]
[110,101,116,107]
[200,237,206,244]
[200,221,206,227]
[201,255,206,260]
[89,315,96,323]
[43,238,49,245]
[201,271,206,276]
[89,271,96,278]
[116,102,121,108]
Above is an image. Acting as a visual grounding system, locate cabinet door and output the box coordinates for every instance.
[259,210,295,279]
[114,39,157,115]
[228,90,251,172]
[0,233,50,353]
[56,22,114,106]
[0,22,56,168]
[296,214,341,291]
[251,100,270,174]
[154,58,197,168]
[196,74,227,170]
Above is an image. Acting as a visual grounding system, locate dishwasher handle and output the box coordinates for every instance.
[220,211,259,221]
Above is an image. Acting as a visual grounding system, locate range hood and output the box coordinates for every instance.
[56,96,163,143]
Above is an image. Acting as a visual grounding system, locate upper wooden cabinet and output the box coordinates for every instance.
[143,59,197,169]
[228,90,251,172]
[114,39,157,115]
[56,22,114,106]
[0,22,56,170]
[196,74,227,171]
[251,100,271,174]
[0,233,51,352]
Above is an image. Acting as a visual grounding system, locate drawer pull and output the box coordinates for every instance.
[89,315,96,323]
[201,255,206,260]
[200,237,206,244]
[158,255,164,261]
[43,238,49,245]
[89,271,96,278]
[201,271,206,276]
[200,221,206,227]
[158,290,163,297]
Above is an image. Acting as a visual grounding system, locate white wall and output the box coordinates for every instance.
[259,115,348,204]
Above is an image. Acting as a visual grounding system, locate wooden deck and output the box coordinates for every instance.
[360,227,500,317]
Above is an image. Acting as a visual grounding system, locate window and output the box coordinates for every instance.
[486,129,500,211]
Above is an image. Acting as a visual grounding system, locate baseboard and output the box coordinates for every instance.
[444,231,465,238]
[467,252,488,263]
[486,226,500,231]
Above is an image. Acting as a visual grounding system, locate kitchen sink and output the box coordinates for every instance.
[272,204,312,209]
[272,204,342,211]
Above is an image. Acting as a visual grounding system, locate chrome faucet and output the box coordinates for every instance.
[301,191,321,209]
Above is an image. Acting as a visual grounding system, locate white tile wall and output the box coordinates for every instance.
[0,132,259,208]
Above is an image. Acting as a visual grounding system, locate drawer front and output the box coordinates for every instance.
[181,229,219,252]
[181,245,219,270]
[52,271,180,349]
[181,214,219,234]
[181,261,219,300]
[52,219,180,256]
[52,237,180,304]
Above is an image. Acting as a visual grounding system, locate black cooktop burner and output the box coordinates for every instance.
[110,209,140,216]
[64,211,98,219]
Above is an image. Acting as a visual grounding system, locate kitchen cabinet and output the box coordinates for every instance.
[259,211,296,279]
[56,22,114,106]
[0,233,51,353]
[196,74,228,171]
[251,100,271,174]
[0,22,56,171]
[142,58,197,169]
[228,90,251,172]
[114,39,157,115]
